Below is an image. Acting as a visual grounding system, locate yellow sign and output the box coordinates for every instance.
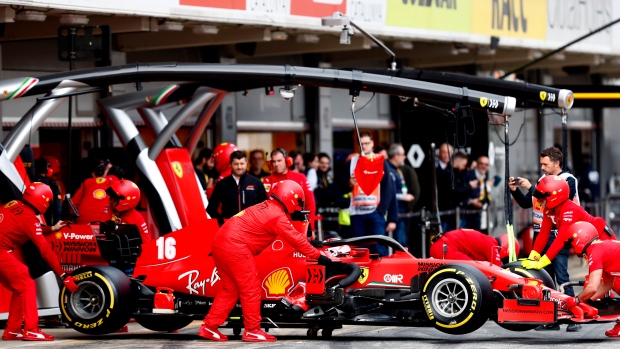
[263,268,292,298]
[471,0,546,39]
[386,0,470,32]
[358,266,369,284]
[386,0,546,39]
[480,97,488,107]
[172,161,183,178]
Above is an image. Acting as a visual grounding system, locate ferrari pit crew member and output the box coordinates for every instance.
[106,179,150,242]
[207,150,268,226]
[430,228,519,266]
[73,162,124,224]
[563,222,620,337]
[263,148,317,231]
[199,180,328,342]
[0,183,79,341]
[522,176,616,270]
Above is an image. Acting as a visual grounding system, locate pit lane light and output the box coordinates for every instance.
[279,85,298,101]
[322,12,396,71]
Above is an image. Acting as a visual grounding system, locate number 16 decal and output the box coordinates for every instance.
[156,236,177,260]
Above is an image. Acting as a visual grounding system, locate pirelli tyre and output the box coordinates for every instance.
[422,264,494,335]
[495,261,556,332]
[59,266,133,335]
[501,261,555,289]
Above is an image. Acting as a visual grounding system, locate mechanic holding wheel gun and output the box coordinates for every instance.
[0,183,79,341]
[563,222,620,337]
[199,180,329,342]
[429,228,519,266]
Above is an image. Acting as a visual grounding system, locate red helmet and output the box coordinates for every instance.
[498,234,520,260]
[533,175,569,209]
[213,143,238,174]
[22,182,53,214]
[106,179,140,212]
[270,180,305,214]
[567,221,599,257]
[43,155,61,176]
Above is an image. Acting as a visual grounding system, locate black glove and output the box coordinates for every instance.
[317,255,332,267]
[310,239,323,248]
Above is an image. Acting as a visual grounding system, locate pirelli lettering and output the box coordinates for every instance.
[74,318,103,329]
[422,294,434,320]
[73,271,92,281]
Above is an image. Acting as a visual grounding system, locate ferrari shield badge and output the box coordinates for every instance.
[358,266,369,284]
[172,161,183,178]
[354,154,384,195]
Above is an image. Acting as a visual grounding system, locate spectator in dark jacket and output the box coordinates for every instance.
[207,151,268,226]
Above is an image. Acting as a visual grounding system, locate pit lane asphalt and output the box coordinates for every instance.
[1,320,617,349]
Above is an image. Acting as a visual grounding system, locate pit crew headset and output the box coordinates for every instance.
[22,182,53,214]
[105,179,140,212]
[268,148,293,171]
[566,221,599,257]
[212,142,238,174]
[270,180,310,236]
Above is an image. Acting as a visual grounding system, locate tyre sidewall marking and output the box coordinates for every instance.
[427,267,480,329]
[62,270,116,330]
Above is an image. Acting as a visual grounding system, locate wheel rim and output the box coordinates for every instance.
[69,281,106,320]
[431,278,469,318]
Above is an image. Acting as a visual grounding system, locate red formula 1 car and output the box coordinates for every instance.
[51,223,615,337]
[0,63,607,337]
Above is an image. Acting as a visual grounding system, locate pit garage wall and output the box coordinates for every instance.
[6,0,619,56]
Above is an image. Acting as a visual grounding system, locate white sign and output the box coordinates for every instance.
[407,144,425,168]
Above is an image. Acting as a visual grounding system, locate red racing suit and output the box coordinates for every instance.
[73,175,118,224]
[429,229,501,266]
[203,200,320,331]
[533,200,616,261]
[263,170,316,229]
[0,200,64,331]
[112,209,151,242]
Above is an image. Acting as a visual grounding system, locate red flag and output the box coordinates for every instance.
[354,154,384,195]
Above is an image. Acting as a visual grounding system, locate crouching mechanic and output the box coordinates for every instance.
[0,183,79,341]
[521,176,616,271]
[430,228,519,266]
[199,180,329,342]
[562,221,620,337]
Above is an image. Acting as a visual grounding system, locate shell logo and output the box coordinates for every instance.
[172,161,183,178]
[55,232,62,239]
[262,267,293,298]
[0,213,3,223]
[96,177,107,184]
[93,189,106,200]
